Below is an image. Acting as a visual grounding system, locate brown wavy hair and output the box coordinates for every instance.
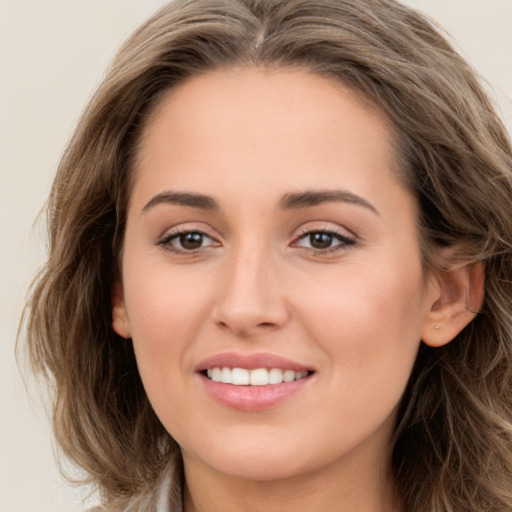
[22,0,512,510]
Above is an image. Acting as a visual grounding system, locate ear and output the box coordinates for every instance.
[422,261,484,348]
[111,280,131,339]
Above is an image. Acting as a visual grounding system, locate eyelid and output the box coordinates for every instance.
[156,224,222,254]
[295,223,356,238]
[294,221,358,241]
[154,221,358,256]
[290,223,358,254]
[156,221,219,242]
[295,230,355,246]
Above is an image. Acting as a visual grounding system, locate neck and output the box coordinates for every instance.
[182,447,399,512]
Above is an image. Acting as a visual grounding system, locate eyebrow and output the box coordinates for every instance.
[141,189,378,215]
[142,191,219,213]
[279,190,379,215]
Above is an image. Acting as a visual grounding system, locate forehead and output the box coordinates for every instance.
[132,67,404,212]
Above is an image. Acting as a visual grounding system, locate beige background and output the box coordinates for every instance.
[1,1,511,510]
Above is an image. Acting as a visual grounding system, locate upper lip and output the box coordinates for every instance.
[195,352,314,373]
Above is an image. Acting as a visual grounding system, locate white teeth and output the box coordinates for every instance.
[283,370,296,382]
[268,368,284,384]
[211,367,222,382]
[231,368,250,385]
[206,367,309,386]
[249,368,269,386]
[221,367,232,384]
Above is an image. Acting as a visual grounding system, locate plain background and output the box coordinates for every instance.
[1,1,511,510]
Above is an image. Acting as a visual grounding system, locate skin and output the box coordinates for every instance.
[113,67,480,512]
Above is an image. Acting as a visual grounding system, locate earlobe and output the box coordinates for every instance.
[111,280,131,339]
[422,261,484,348]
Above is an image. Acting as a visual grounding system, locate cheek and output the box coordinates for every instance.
[294,262,426,393]
[121,260,213,387]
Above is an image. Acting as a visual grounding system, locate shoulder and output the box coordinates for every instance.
[84,452,183,512]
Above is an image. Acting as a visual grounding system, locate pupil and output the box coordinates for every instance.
[310,232,332,249]
[180,232,203,249]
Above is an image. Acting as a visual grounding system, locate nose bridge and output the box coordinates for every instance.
[213,237,288,335]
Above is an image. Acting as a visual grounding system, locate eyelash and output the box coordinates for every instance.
[292,228,356,254]
[157,228,357,255]
[157,228,218,254]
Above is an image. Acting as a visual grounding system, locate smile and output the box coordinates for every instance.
[206,367,310,386]
[197,352,315,411]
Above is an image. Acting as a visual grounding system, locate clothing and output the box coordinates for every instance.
[86,451,183,512]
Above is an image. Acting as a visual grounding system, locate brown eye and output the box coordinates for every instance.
[294,230,356,253]
[309,232,334,249]
[179,232,204,250]
[159,230,216,252]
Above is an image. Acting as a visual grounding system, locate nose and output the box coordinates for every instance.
[212,246,290,337]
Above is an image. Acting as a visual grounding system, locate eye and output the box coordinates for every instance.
[293,229,356,252]
[158,230,218,253]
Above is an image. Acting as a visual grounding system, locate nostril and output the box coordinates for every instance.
[216,320,279,336]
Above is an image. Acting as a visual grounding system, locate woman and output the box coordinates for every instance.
[23,0,512,510]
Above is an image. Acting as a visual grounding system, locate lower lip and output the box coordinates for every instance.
[199,373,312,412]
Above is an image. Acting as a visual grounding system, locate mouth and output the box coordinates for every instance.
[202,367,312,386]
[196,352,315,411]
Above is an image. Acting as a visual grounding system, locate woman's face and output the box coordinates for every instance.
[114,68,440,483]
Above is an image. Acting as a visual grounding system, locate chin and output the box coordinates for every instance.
[206,453,309,482]
[181,431,315,482]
